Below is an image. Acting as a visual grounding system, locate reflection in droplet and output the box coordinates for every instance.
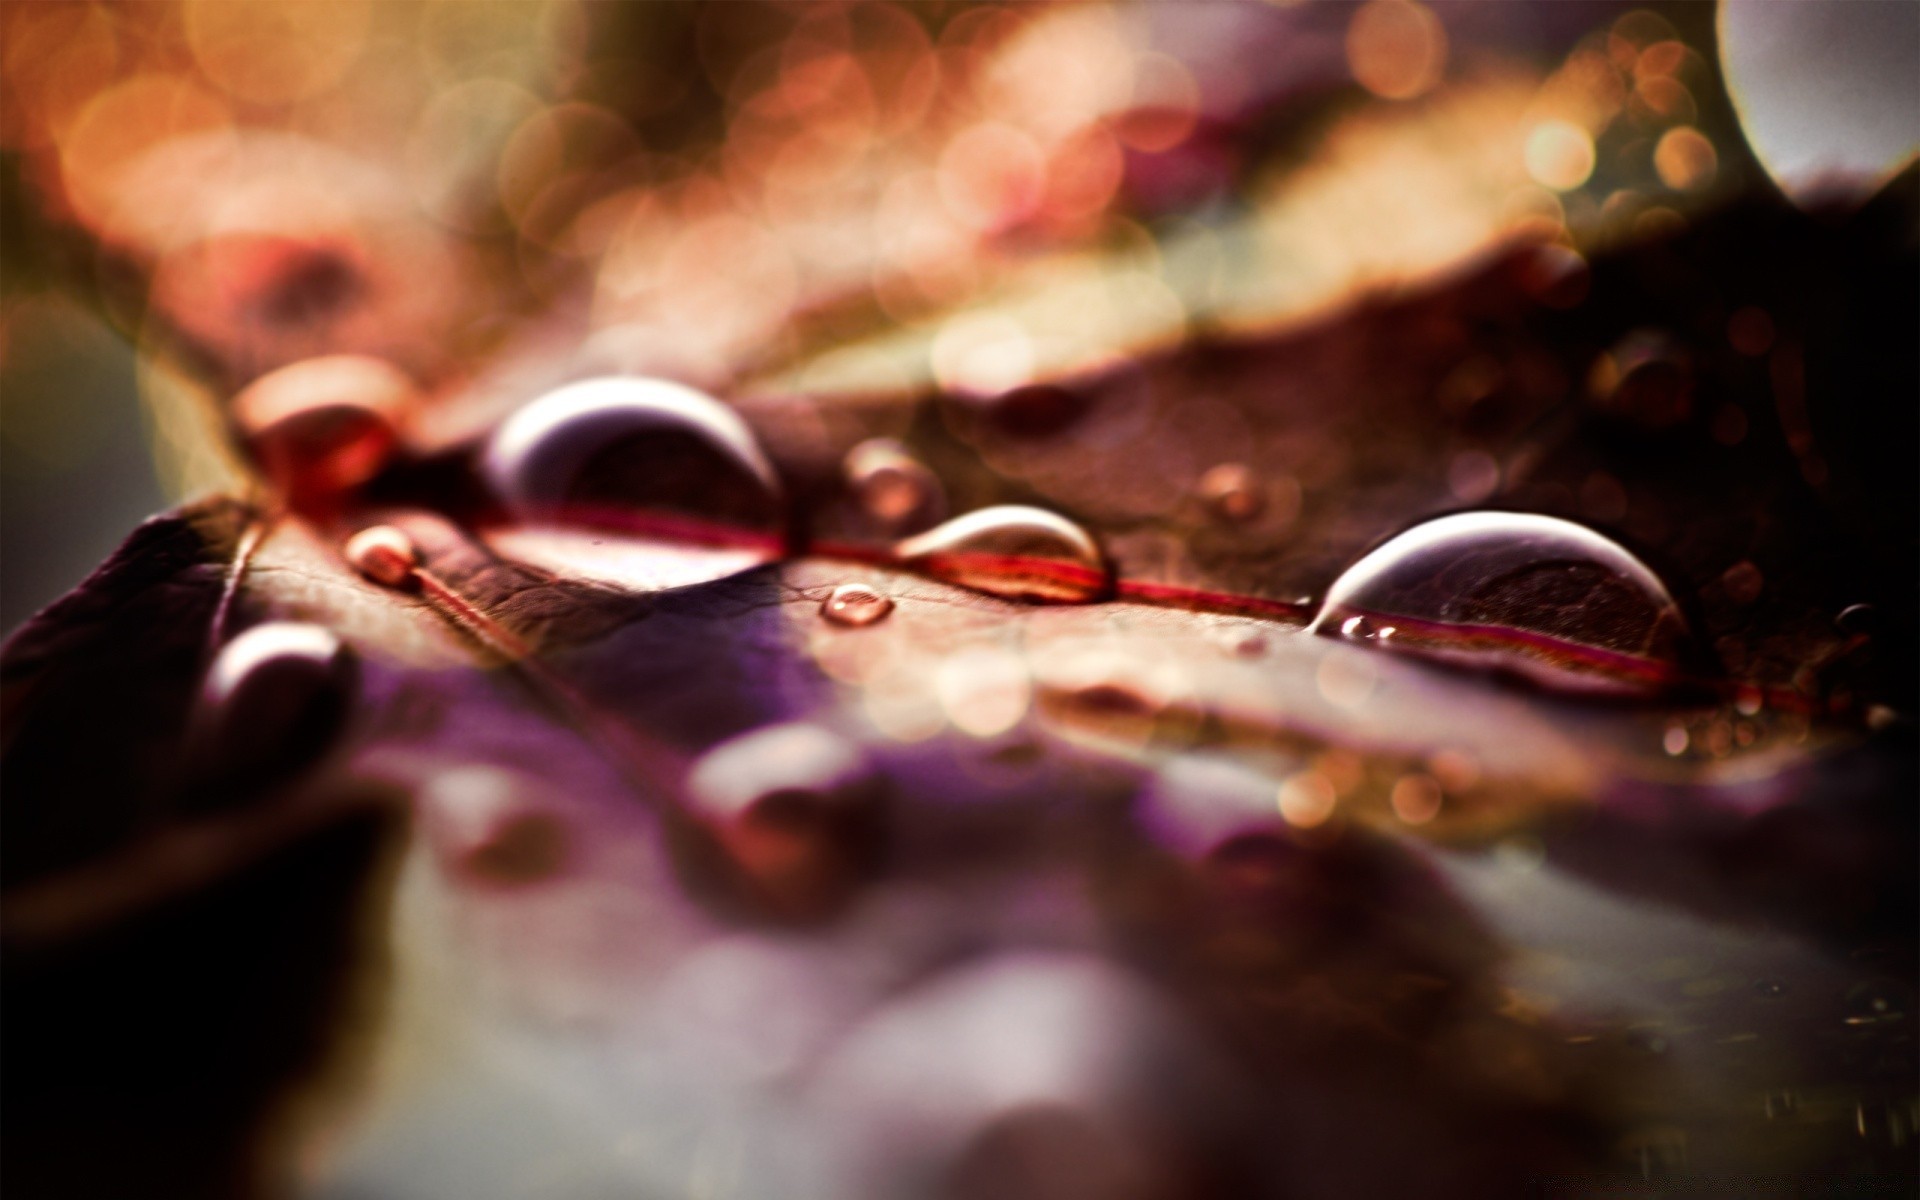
[1196,463,1264,522]
[822,583,895,627]
[344,524,420,588]
[1311,512,1689,693]
[230,355,414,511]
[483,376,783,537]
[896,506,1111,604]
[686,724,883,917]
[844,437,944,530]
[200,621,356,787]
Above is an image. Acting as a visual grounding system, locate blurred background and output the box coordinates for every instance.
[3,0,1912,632]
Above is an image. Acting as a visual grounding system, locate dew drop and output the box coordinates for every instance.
[420,766,570,887]
[1836,603,1878,637]
[199,622,357,788]
[686,724,883,918]
[845,438,944,530]
[1311,512,1689,693]
[895,505,1111,604]
[344,524,420,587]
[1196,462,1264,522]
[229,355,414,512]
[483,376,783,537]
[822,582,894,627]
[1588,330,1694,430]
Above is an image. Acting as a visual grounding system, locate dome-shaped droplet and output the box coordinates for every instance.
[1311,512,1689,692]
[822,582,894,627]
[198,621,357,790]
[419,766,570,887]
[483,376,783,536]
[844,438,944,530]
[895,505,1111,604]
[344,524,420,588]
[1588,330,1694,430]
[1196,462,1264,522]
[686,723,884,918]
[230,355,415,512]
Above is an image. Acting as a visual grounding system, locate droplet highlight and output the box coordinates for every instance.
[345,524,420,587]
[685,723,884,918]
[1311,511,1689,693]
[1196,463,1264,522]
[822,583,894,627]
[895,505,1111,604]
[844,438,944,530]
[199,621,357,788]
[229,355,414,512]
[483,376,783,539]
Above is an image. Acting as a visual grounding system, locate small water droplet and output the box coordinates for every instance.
[1311,512,1690,694]
[344,524,420,587]
[1720,560,1764,606]
[483,376,783,536]
[822,583,894,627]
[1843,981,1912,1026]
[1663,724,1690,756]
[230,355,413,512]
[896,505,1111,604]
[420,766,569,886]
[199,622,356,790]
[1836,603,1878,637]
[686,724,883,918]
[845,438,944,530]
[1753,979,1786,999]
[1196,463,1264,522]
[1589,330,1694,429]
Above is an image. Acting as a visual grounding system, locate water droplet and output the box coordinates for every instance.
[1196,463,1263,522]
[974,382,1092,438]
[344,524,420,587]
[1753,979,1786,999]
[483,376,783,536]
[230,355,414,511]
[199,621,356,788]
[822,582,894,627]
[1836,603,1878,637]
[1843,981,1912,1026]
[420,766,570,886]
[1663,724,1690,756]
[1277,770,1337,828]
[896,505,1111,604]
[686,724,883,917]
[1588,330,1694,430]
[1311,512,1690,693]
[844,438,944,530]
[1720,560,1764,606]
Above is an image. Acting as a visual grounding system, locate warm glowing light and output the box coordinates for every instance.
[1346,0,1449,102]
[1278,771,1337,828]
[1524,119,1595,191]
[1389,773,1444,824]
[185,0,373,106]
[1653,126,1716,191]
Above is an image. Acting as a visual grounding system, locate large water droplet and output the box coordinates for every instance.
[1311,511,1689,692]
[685,723,884,918]
[230,355,414,512]
[895,505,1111,604]
[198,621,357,790]
[483,377,783,538]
